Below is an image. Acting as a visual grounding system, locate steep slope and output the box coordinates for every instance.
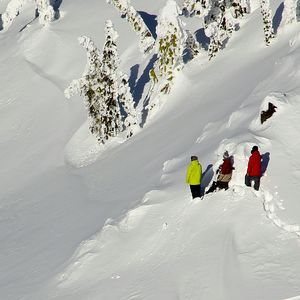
[1,0,300,299]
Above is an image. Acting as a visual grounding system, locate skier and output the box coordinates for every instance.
[245,145,262,191]
[206,150,234,194]
[186,155,202,199]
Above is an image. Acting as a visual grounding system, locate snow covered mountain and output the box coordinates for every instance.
[1,0,300,299]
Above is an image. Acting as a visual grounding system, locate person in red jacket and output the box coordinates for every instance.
[245,145,262,191]
[206,151,234,194]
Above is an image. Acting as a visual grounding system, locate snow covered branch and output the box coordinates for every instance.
[106,0,155,54]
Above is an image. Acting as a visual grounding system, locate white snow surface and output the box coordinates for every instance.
[1,0,300,299]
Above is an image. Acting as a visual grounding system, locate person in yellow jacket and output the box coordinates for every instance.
[186,155,202,199]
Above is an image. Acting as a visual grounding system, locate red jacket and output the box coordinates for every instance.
[247,150,261,177]
[220,158,233,174]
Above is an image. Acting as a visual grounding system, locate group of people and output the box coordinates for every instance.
[186,145,262,199]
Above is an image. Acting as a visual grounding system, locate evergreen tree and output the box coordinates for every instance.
[153,0,186,94]
[1,0,55,30]
[1,0,28,30]
[229,0,250,18]
[118,74,139,138]
[205,0,234,59]
[36,0,55,24]
[65,21,122,143]
[182,0,210,17]
[260,0,274,45]
[185,30,201,59]
[107,0,155,54]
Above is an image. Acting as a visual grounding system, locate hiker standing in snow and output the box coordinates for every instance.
[186,156,202,199]
[206,150,234,194]
[245,145,262,191]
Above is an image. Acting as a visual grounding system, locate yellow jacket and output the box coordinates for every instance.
[186,160,202,185]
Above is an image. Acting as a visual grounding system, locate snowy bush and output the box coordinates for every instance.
[260,0,274,45]
[107,0,155,54]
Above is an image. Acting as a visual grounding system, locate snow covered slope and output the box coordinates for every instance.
[1,0,300,299]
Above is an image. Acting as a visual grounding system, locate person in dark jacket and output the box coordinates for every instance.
[206,151,234,194]
[245,145,262,191]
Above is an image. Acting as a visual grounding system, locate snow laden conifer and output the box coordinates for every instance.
[151,0,186,94]
[118,74,139,138]
[205,0,234,60]
[106,0,155,54]
[185,30,201,59]
[1,0,27,30]
[99,20,122,140]
[230,0,251,18]
[64,36,105,141]
[35,0,55,24]
[1,0,55,30]
[65,21,122,143]
[182,0,210,17]
[281,0,298,26]
[260,0,274,45]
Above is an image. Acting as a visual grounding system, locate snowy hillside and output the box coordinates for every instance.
[1,0,300,299]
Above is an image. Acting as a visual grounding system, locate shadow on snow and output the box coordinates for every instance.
[272,2,284,34]
[138,11,157,39]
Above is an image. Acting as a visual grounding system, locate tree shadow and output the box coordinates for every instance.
[19,15,38,32]
[132,54,157,104]
[50,0,63,19]
[138,11,157,39]
[129,64,139,94]
[182,48,194,64]
[195,28,210,50]
[272,2,284,34]
[200,164,214,195]
[0,14,3,31]
[261,152,270,175]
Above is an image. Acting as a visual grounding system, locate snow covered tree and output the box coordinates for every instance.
[152,0,187,94]
[281,0,298,26]
[260,0,274,45]
[1,0,55,30]
[118,74,139,138]
[1,0,27,30]
[182,0,211,17]
[65,21,122,143]
[106,0,155,54]
[185,30,201,59]
[229,0,250,18]
[99,20,122,140]
[205,0,234,59]
[35,0,55,24]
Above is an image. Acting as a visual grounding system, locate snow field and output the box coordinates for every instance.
[2,0,300,299]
